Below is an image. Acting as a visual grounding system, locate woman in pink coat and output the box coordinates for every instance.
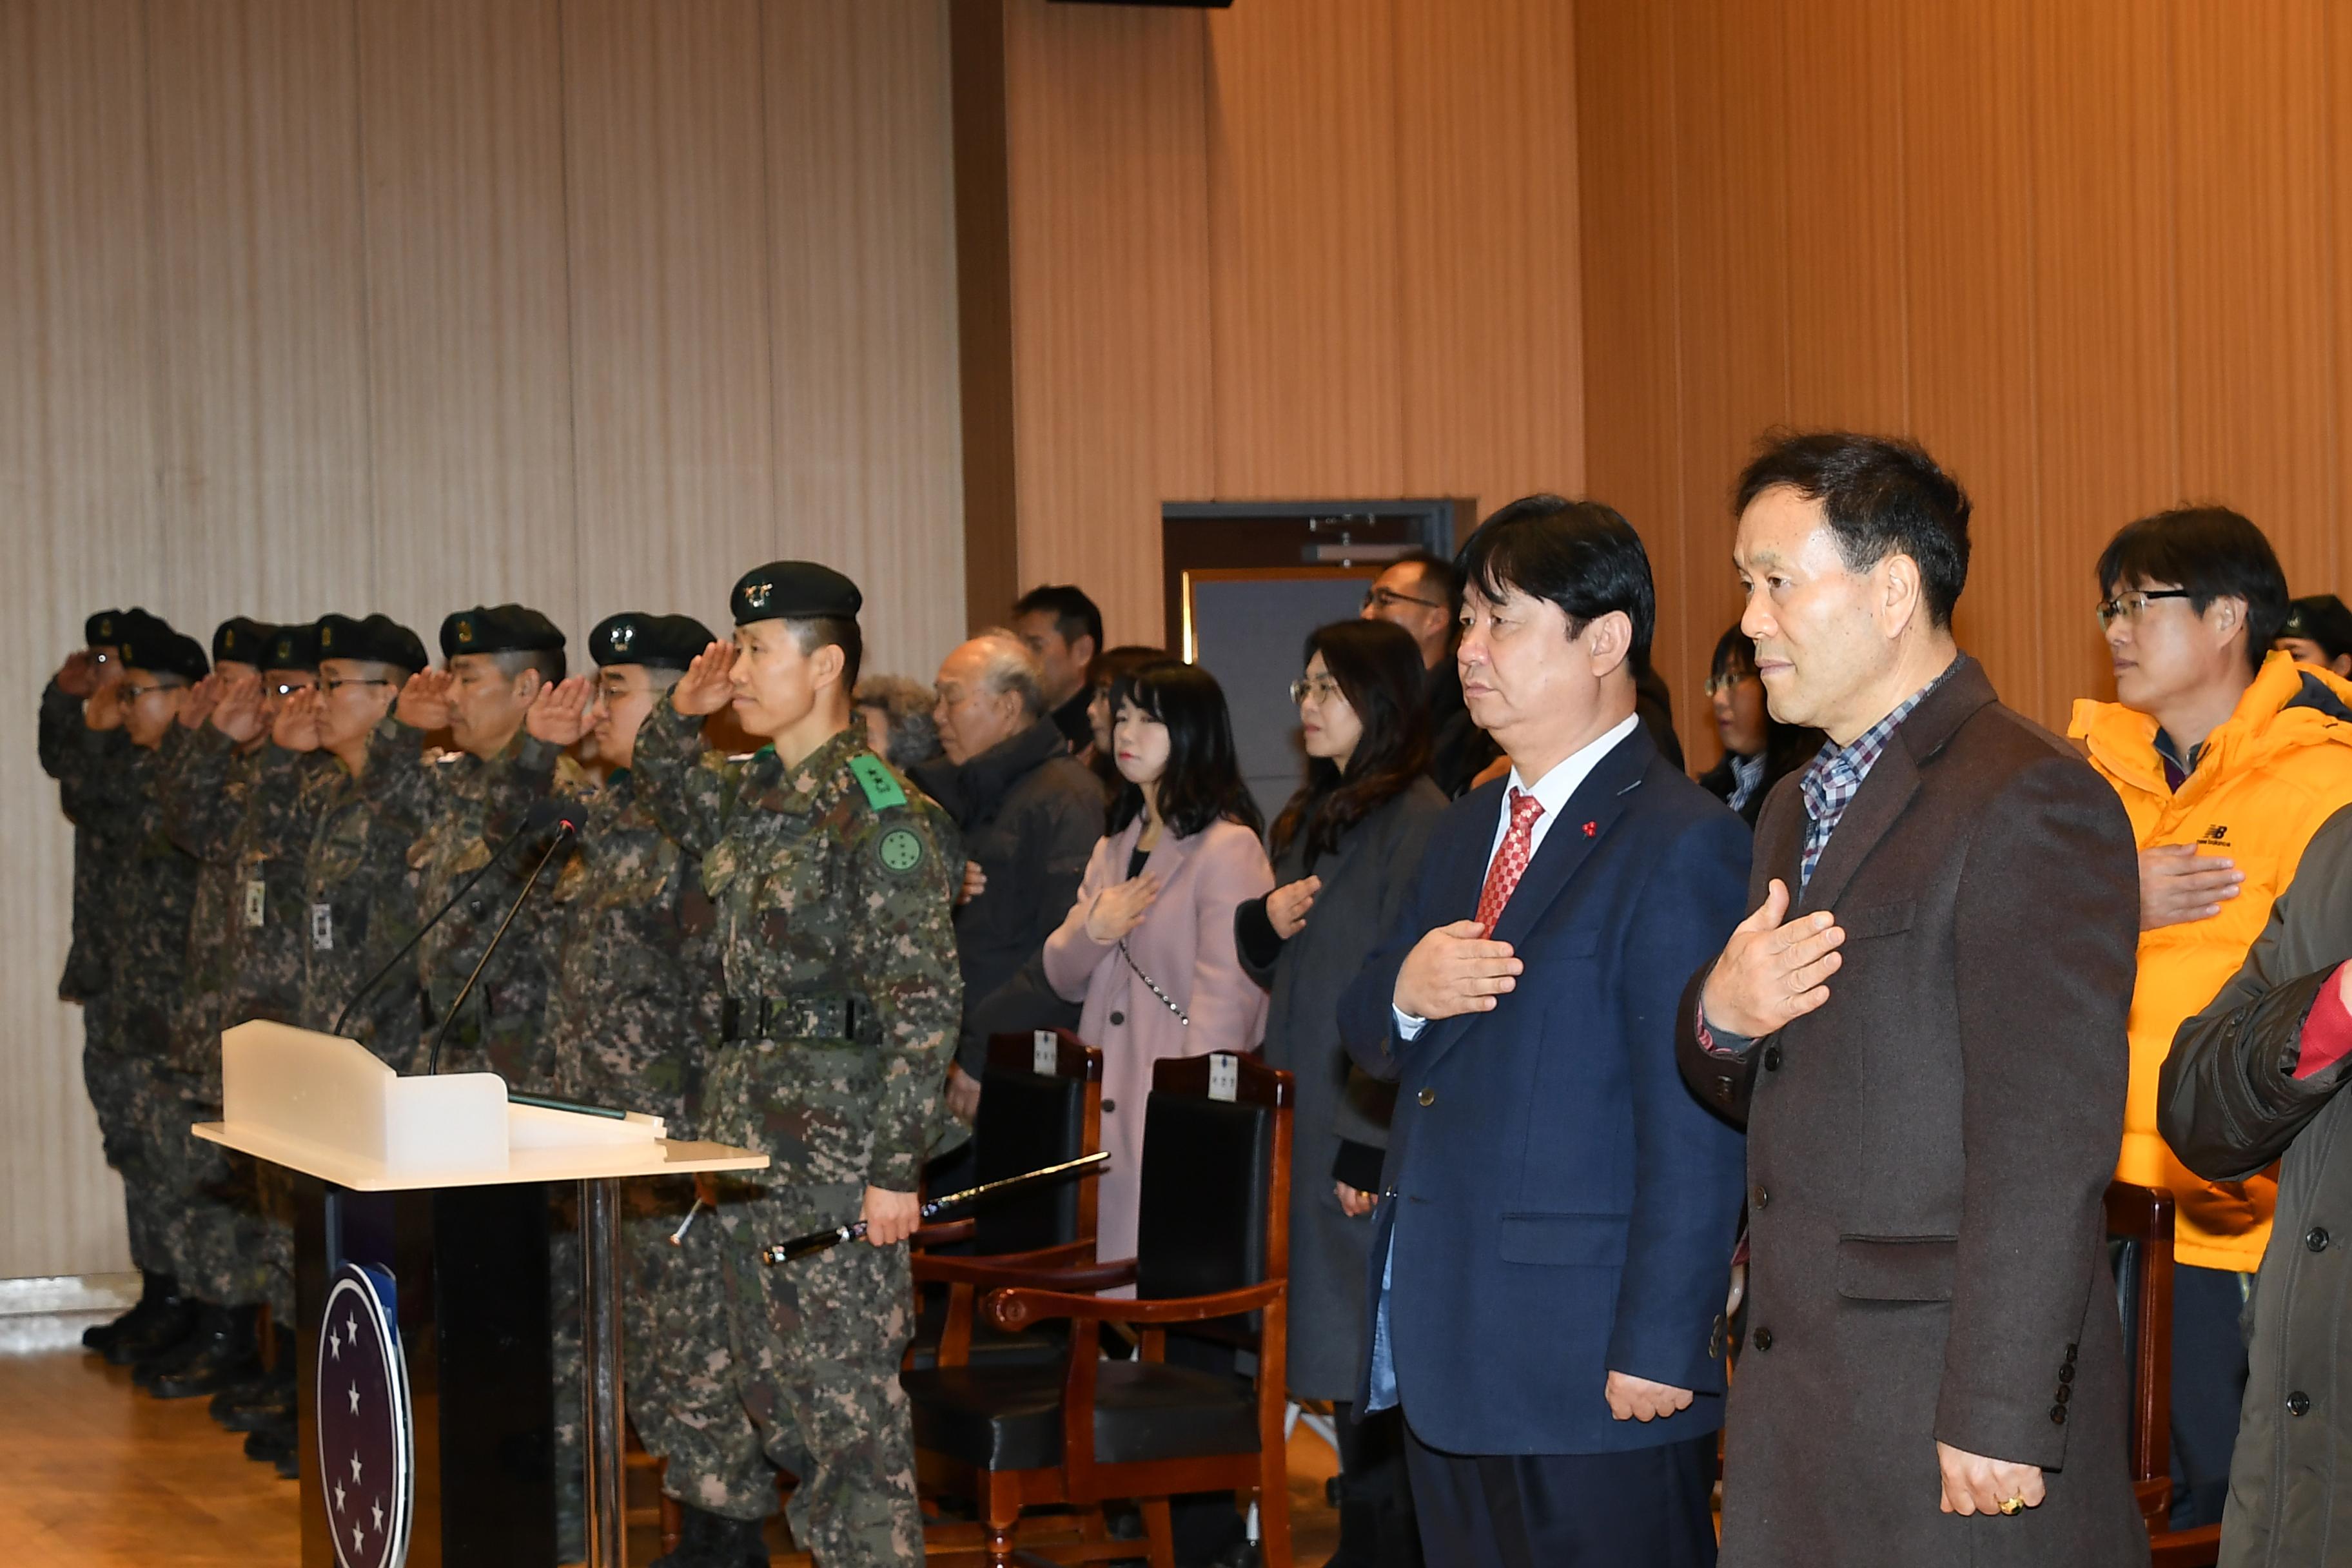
[1043,660,1275,1268]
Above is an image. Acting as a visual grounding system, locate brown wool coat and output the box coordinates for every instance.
[1678,656,2150,1568]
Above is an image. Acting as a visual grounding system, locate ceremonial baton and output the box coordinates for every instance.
[760,1150,1110,1265]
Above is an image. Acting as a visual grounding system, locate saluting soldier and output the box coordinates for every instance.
[632,562,961,1568]
[524,612,775,1548]
[373,605,569,1083]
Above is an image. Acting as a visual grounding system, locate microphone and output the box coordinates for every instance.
[423,807,579,1074]
[331,797,576,1039]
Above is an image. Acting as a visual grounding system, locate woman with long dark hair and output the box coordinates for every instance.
[1042,660,1275,1268]
[1239,619,1444,1564]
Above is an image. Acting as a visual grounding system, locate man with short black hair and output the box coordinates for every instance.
[2277,593,2352,677]
[1683,431,2144,1565]
[1363,551,1500,796]
[1012,583,1104,752]
[2068,506,2352,1528]
[1340,496,1750,1567]
[915,631,1102,1124]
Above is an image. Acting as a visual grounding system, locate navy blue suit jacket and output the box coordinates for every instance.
[1338,725,1751,1456]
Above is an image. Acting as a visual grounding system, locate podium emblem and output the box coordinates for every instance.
[317,1263,415,1568]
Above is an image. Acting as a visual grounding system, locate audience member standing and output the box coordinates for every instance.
[1695,625,1823,827]
[1683,432,2145,1566]
[854,675,946,772]
[2068,507,2352,1527]
[1042,661,1273,1268]
[2275,593,2352,677]
[1012,584,1104,756]
[914,632,1104,1126]
[1362,551,1499,796]
[1083,644,1166,798]
[1239,620,1444,1567]
[1338,498,1749,1568]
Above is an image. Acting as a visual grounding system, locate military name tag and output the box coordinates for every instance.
[1208,1053,1239,1102]
[244,879,267,928]
[311,902,334,951]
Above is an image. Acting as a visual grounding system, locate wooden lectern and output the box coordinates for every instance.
[195,1022,767,1568]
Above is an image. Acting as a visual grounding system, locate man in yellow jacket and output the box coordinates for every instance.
[2072,505,2352,1529]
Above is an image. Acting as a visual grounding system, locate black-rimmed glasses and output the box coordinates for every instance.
[2095,590,2194,628]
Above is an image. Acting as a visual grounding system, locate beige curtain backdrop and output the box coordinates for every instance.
[0,0,964,1280]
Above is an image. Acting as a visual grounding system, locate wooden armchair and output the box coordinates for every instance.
[901,1052,1295,1568]
[2106,1179,2222,1567]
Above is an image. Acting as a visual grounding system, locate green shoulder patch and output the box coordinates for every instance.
[877,826,927,876]
[847,752,908,811]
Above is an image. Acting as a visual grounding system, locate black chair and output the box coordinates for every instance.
[901,1052,1295,1568]
[2107,1180,2222,1567]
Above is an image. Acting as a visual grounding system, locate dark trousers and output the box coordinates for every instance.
[1403,1420,1717,1568]
[1333,1402,1424,1568]
[2170,1262,2250,1529]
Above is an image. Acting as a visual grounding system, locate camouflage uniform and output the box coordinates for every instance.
[282,734,427,1066]
[39,682,146,1260]
[542,767,770,1516]
[365,720,565,1083]
[155,723,317,1318]
[634,704,961,1564]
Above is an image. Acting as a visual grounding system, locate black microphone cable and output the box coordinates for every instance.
[424,808,580,1075]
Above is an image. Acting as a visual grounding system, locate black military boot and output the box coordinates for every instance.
[210,1341,296,1431]
[83,1269,168,1354]
[705,1513,771,1568]
[645,1503,713,1567]
[246,1412,297,1470]
[104,1280,195,1367]
[151,1302,264,1398]
[132,1298,221,1387]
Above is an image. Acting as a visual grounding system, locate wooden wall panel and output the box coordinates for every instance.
[0,0,160,1279]
[1204,0,1403,499]
[357,0,577,638]
[764,0,965,676]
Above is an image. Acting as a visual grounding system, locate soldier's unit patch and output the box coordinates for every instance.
[877,827,926,876]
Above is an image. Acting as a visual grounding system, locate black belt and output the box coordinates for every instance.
[720,990,877,1044]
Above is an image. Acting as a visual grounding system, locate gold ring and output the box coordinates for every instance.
[1998,1496,2025,1517]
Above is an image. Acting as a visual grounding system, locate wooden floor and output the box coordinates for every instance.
[0,1311,1340,1567]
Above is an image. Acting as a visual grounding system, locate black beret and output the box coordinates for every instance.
[212,617,275,668]
[2282,594,2352,663]
[119,625,209,683]
[441,604,565,659]
[316,614,429,674]
[731,561,861,626]
[589,612,716,671]
[103,608,171,654]
[85,609,126,647]
[263,622,320,672]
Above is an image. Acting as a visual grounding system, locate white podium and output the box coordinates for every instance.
[196,1023,767,1568]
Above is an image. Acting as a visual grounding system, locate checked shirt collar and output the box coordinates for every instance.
[1797,659,1959,892]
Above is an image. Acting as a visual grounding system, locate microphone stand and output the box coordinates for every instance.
[331,804,567,1039]
[424,821,576,1075]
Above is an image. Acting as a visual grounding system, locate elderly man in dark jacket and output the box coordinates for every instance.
[2161,802,2352,1568]
[1681,433,2147,1567]
[914,631,1104,1124]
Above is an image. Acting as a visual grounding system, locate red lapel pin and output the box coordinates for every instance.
[1582,821,1597,838]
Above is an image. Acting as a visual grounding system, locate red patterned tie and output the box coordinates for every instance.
[1475,787,1545,929]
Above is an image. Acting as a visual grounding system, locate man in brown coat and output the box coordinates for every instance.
[1679,431,2149,1566]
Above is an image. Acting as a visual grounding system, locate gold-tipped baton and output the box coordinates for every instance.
[760,1150,1110,1265]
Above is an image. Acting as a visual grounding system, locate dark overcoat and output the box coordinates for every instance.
[1678,657,2151,1567]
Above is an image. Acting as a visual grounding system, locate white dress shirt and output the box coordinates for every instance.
[1394,710,1642,1037]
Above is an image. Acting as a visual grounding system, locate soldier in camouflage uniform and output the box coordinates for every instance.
[634,562,961,1568]
[369,604,569,1084]
[87,623,210,1377]
[524,612,778,1536]
[156,623,324,1452]
[41,610,160,1353]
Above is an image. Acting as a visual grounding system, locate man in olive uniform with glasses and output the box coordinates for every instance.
[633,562,961,1568]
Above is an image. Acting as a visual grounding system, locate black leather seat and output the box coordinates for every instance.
[905,1358,1259,1471]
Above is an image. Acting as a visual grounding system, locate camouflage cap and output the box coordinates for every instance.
[317,613,429,675]
[211,616,275,669]
[119,623,209,682]
[440,603,565,659]
[730,562,861,626]
[2282,594,2352,663]
[589,612,716,671]
[264,622,321,673]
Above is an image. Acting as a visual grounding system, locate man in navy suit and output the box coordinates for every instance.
[1339,496,1752,1567]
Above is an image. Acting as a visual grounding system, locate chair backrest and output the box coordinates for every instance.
[971,1030,1103,1255]
[1134,1052,1293,1345]
[2106,1181,2177,1505]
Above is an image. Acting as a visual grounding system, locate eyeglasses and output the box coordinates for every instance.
[1364,587,1444,613]
[2095,589,2195,628]
[320,677,393,695]
[1704,671,1759,697]
[117,683,167,703]
[1289,676,1345,705]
